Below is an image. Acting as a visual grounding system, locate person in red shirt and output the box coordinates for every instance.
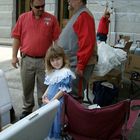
[11,0,60,119]
[97,4,110,42]
[58,0,97,100]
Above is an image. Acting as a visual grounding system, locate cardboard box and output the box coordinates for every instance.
[125,54,140,73]
[122,36,130,42]
[117,35,130,43]
[90,69,121,86]
[105,69,121,86]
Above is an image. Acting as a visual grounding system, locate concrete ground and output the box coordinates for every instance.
[0,44,140,139]
[0,45,38,121]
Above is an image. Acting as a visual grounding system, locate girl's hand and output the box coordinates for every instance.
[42,97,50,104]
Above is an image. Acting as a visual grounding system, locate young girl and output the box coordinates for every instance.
[42,44,75,140]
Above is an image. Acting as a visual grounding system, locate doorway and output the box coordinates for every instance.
[16,0,30,20]
[59,0,72,28]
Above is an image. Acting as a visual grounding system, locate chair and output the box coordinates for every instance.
[0,114,1,132]
[0,100,60,140]
[62,94,131,140]
[134,40,140,55]
[114,41,133,54]
[0,69,12,127]
[126,99,140,136]
[123,41,133,54]
[129,71,140,99]
[136,40,140,48]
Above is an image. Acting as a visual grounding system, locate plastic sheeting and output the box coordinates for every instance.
[93,42,127,76]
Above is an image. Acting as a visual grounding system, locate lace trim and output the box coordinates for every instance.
[44,68,75,85]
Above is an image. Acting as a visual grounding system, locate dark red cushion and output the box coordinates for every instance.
[64,94,130,140]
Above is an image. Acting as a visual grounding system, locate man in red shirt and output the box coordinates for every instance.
[58,0,97,100]
[11,0,60,119]
[97,4,110,42]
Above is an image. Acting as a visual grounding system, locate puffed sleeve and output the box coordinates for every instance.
[59,75,73,93]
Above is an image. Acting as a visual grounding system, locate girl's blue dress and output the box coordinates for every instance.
[44,68,75,139]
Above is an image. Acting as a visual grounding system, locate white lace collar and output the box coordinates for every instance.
[44,68,76,85]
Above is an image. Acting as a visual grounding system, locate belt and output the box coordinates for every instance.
[21,52,45,59]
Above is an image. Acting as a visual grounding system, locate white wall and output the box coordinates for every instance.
[45,0,55,15]
[0,0,140,42]
[87,0,140,45]
[44,0,140,45]
[0,0,15,38]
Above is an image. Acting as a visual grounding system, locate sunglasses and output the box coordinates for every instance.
[33,4,45,9]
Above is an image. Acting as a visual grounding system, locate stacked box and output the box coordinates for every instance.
[90,69,121,87]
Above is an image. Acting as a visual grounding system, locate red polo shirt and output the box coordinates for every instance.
[12,11,60,57]
[97,16,110,35]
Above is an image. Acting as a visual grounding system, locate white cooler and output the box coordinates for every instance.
[0,69,12,127]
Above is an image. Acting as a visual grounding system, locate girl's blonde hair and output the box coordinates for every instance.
[45,44,70,73]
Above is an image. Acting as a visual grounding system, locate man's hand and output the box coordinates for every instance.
[106,2,108,8]
[11,57,19,68]
[75,67,83,77]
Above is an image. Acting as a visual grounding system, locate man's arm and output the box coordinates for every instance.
[73,12,96,76]
[103,2,109,17]
[11,38,20,68]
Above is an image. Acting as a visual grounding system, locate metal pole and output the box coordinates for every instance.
[108,0,114,45]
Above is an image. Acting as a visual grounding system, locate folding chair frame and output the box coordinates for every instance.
[61,94,131,140]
